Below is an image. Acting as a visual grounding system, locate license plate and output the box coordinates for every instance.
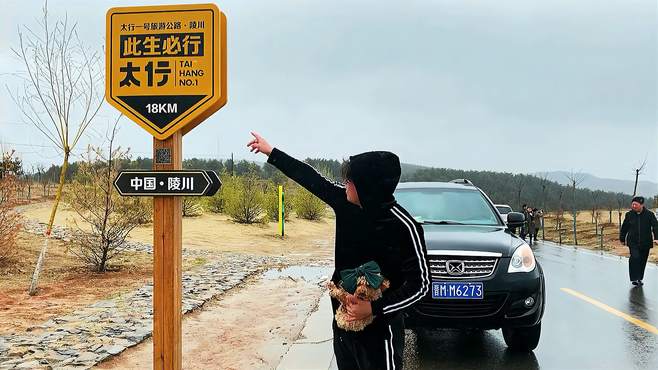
[431,282,484,300]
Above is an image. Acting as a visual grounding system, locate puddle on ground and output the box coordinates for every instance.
[261,266,331,283]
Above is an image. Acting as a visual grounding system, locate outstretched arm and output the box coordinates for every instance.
[247,132,346,209]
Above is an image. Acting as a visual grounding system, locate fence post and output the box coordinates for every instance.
[278,185,284,238]
[599,226,604,253]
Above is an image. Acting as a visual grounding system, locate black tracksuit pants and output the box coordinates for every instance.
[629,245,651,281]
[333,315,405,370]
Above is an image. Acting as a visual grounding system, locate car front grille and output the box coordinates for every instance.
[428,255,499,280]
[415,293,508,318]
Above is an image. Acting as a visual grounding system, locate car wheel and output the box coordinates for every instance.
[502,323,541,351]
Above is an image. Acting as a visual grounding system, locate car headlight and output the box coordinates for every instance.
[508,244,536,273]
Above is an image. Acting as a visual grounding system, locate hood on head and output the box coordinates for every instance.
[348,151,401,212]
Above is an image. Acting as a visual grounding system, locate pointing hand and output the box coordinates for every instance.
[247,131,273,156]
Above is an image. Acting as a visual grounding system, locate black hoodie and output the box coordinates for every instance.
[620,207,658,249]
[267,148,430,335]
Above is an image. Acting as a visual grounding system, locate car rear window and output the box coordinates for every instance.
[496,206,512,214]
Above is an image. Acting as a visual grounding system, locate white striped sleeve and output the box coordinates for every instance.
[374,206,429,315]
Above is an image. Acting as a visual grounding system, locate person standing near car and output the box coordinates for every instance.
[529,208,542,244]
[620,196,658,286]
[526,207,536,245]
[534,208,544,242]
[247,132,429,369]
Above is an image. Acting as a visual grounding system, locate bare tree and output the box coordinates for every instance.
[538,173,549,213]
[9,3,104,294]
[606,199,615,224]
[632,158,647,197]
[590,192,601,224]
[616,194,626,230]
[513,174,527,210]
[594,210,602,237]
[555,187,566,231]
[25,167,34,201]
[67,120,149,272]
[35,164,48,198]
[565,171,585,245]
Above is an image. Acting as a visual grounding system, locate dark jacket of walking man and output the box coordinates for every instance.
[247,132,429,370]
[619,196,658,286]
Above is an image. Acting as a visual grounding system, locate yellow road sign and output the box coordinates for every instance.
[106,4,227,139]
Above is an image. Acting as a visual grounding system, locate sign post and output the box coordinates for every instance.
[106,4,227,369]
[278,185,284,237]
[152,132,182,369]
[114,170,221,196]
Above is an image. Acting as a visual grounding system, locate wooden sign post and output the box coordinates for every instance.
[106,4,227,369]
[153,132,183,369]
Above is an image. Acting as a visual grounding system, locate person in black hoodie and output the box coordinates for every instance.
[247,132,429,370]
[620,196,658,286]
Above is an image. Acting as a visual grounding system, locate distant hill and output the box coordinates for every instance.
[402,166,643,211]
[535,171,657,198]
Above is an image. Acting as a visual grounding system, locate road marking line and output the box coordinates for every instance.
[561,288,658,335]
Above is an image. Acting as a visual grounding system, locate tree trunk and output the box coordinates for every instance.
[99,240,109,273]
[28,151,69,296]
[572,186,578,246]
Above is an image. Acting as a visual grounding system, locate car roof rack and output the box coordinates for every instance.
[449,179,475,186]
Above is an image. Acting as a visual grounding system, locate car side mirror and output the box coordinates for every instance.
[506,212,525,228]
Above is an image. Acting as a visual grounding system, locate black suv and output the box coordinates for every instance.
[395,180,545,351]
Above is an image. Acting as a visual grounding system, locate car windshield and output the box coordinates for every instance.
[496,206,512,214]
[395,188,501,226]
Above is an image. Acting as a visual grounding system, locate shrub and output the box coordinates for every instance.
[264,181,293,222]
[293,186,326,221]
[182,197,203,217]
[204,171,232,214]
[224,173,266,224]
[0,175,21,265]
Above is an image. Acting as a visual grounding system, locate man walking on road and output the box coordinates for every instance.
[620,196,658,286]
[247,132,429,370]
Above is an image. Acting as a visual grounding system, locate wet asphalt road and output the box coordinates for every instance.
[402,241,658,370]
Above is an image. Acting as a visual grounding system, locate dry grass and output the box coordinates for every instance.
[20,201,336,258]
[541,210,657,263]
[1,200,336,334]
[0,231,152,334]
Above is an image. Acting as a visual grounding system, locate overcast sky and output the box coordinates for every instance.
[0,0,656,182]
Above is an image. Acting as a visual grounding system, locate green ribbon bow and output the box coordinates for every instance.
[339,261,385,294]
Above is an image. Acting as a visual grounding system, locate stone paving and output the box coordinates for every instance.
[0,221,289,369]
